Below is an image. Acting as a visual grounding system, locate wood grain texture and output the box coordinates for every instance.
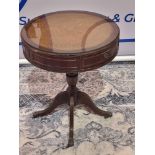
[21,11,119,73]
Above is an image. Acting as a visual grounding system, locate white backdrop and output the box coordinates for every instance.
[19,0,135,58]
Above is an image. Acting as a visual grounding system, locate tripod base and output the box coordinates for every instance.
[33,73,112,147]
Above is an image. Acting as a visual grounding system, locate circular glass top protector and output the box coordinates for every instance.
[22,11,119,54]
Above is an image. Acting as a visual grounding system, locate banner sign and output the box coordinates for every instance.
[19,0,135,58]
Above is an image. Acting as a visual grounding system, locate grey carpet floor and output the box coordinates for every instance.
[19,62,135,155]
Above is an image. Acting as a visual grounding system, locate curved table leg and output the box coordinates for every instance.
[77,91,112,118]
[33,91,69,118]
[67,96,74,147]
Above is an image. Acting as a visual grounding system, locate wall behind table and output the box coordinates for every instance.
[19,0,135,59]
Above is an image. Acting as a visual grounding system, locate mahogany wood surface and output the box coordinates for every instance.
[21,10,119,73]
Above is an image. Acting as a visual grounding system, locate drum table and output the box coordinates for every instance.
[21,11,120,147]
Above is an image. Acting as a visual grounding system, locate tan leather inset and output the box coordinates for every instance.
[25,12,118,53]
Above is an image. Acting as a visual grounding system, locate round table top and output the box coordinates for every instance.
[21,11,120,72]
[21,11,119,54]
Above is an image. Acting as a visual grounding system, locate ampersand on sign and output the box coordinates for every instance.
[112,14,120,22]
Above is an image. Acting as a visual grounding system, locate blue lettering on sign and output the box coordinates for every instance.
[19,0,27,12]
[19,16,30,25]
[125,14,135,22]
[111,13,135,23]
[112,14,120,22]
